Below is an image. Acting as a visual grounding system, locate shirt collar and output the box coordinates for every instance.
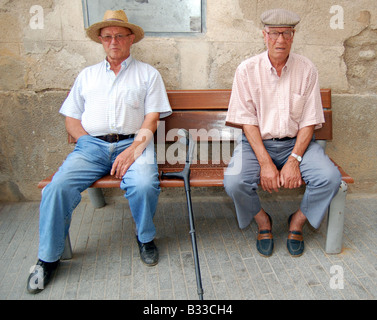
[284,53,293,70]
[264,50,292,74]
[104,55,133,71]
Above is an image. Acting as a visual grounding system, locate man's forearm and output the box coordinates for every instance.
[243,124,273,166]
[243,124,280,192]
[129,112,160,158]
[291,125,315,159]
[280,125,315,189]
[65,116,88,141]
[110,112,160,178]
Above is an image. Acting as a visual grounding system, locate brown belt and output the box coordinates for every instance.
[95,134,135,143]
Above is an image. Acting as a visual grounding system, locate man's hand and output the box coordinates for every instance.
[260,162,281,193]
[111,145,139,179]
[279,125,314,189]
[242,124,282,193]
[280,157,302,189]
[110,112,160,179]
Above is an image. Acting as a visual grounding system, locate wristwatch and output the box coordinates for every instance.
[290,153,302,163]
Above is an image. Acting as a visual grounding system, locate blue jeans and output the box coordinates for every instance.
[38,135,160,262]
[224,134,342,230]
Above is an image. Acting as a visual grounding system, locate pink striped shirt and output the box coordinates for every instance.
[226,51,324,140]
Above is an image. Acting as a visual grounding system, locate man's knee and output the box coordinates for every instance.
[224,173,238,196]
[47,173,85,196]
[137,175,160,194]
[224,172,256,197]
[43,178,70,197]
[328,166,342,190]
[122,167,160,195]
[311,165,342,191]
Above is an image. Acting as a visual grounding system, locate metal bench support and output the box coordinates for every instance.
[325,180,348,254]
[88,187,106,209]
[61,233,73,260]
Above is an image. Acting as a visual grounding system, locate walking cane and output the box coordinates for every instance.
[161,129,204,300]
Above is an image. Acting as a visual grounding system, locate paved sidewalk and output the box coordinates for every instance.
[0,192,376,300]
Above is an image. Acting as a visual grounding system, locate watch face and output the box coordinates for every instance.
[291,153,302,162]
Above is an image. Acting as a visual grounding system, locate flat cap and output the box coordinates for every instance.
[261,9,301,27]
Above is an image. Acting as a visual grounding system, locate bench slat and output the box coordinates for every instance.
[166,89,332,110]
[161,109,332,141]
[167,90,231,110]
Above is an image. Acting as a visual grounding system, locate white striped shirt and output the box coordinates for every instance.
[60,56,172,136]
[226,51,324,140]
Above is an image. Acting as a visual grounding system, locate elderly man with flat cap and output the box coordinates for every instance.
[27,10,172,293]
[224,9,341,257]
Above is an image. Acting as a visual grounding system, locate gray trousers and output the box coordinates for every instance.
[223,134,342,229]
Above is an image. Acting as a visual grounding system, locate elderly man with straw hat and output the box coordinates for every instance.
[27,9,172,294]
[224,9,342,258]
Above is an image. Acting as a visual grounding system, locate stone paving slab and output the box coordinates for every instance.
[0,194,376,300]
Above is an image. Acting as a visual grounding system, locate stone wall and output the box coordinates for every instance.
[0,0,376,201]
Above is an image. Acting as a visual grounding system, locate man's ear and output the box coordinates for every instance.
[262,29,268,45]
[130,33,136,45]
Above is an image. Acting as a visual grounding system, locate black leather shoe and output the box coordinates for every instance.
[136,236,159,266]
[27,259,59,294]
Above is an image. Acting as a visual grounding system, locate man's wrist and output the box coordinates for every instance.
[290,153,302,163]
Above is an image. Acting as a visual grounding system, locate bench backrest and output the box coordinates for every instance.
[162,89,332,141]
[68,89,332,143]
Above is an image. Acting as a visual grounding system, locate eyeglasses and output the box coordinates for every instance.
[266,30,294,40]
[100,34,132,42]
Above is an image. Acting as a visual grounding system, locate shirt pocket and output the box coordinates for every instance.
[290,93,306,122]
[120,86,146,110]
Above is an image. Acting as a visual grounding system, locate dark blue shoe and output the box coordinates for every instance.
[287,214,304,257]
[256,213,273,257]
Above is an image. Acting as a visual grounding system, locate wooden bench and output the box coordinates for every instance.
[38,89,354,257]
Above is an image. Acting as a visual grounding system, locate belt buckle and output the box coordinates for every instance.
[109,133,119,142]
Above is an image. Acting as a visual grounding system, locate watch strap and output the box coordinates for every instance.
[291,153,302,162]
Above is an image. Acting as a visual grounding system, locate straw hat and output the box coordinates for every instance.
[86,10,144,43]
[261,9,301,28]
